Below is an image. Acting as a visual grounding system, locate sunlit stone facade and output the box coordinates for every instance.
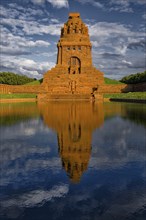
[57,12,92,72]
[39,13,104,100]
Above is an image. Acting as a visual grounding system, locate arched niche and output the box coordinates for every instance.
[68,56,81,74]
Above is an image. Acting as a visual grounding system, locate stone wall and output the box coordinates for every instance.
[0,84,45,94]
[98,84,133,93]
[132,82,146,92]
[0,82,145,96]
[97,82,146,93]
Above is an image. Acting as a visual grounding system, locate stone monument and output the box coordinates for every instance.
[38,13,104,100]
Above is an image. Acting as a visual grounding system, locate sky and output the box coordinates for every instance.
[0,0,146,79]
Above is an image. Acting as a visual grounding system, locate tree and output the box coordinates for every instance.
[0,72,36,85]
[120,71,146,84]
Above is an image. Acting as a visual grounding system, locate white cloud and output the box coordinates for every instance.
[122,60,132,65]
[142,13,146,20]
[89,22,134,38]
[109,0,133,13]
[0,7,57,77]
[87,21,145,76]
[75,0,104,8]
[0,27,51,59]
[31,0,69,8]
[0,142,51,164]
[1,30,50,48]
[76,0,146,12]
[91,41,100,47]
[109,0,146,12]
[1,17,62,36]
[88,21,144,56]
[1,184,69,208]
[47,0,69,8]
[0,5,44,20]
[50,18,60,23]
[17,40,50,47]
[24,23,62,35]
[110,0,146,5]
[1,56,55,77]
[31,0,45,3]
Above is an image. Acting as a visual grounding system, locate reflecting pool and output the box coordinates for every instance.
[0,101,146,220]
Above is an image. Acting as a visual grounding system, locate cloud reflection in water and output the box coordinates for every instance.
[0,102,146,220]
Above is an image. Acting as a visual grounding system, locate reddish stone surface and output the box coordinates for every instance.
[0,84,44,94]
[40,13,104,100]
[0,82,145,96]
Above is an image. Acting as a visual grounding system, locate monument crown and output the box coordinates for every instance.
[69,12,80,18]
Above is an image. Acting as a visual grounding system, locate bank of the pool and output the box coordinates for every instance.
[0,98,37,103]
[104,98,146,104]
[103,92,146,103]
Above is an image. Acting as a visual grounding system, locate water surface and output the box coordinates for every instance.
[0,101,146,220]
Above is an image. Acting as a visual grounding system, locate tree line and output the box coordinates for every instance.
[120,71,146,84]
[0,72,36,85]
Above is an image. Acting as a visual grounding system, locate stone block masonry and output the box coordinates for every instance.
[39,12,104,100]
[0,84,45,94]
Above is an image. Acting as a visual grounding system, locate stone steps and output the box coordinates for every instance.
[40,94,91,101]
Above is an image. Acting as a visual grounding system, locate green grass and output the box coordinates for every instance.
[0,93,37,99]
[24,80,41,85]
[104,77,124,84]
[104,92,146,100]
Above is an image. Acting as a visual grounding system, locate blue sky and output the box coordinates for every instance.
[0,0,146,79]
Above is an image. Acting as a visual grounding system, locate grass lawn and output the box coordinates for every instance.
[104,77,124,84]
[0,93,37,99]
[104,92,146,100]
[24,80,41,85]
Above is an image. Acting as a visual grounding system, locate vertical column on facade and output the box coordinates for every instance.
[60,46,62,65]
[58,46,62,65]
[57,46,59,64]
[57,46,60,65]
[57,46,62,65]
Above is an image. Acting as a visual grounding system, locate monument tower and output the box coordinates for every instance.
[57,12,92,74]
[39,13,104,100]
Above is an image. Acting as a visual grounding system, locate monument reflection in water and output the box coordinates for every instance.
[38,102,104,183]
[0,101,146,220]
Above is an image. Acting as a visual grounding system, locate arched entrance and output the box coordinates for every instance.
[68,56,81,74]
